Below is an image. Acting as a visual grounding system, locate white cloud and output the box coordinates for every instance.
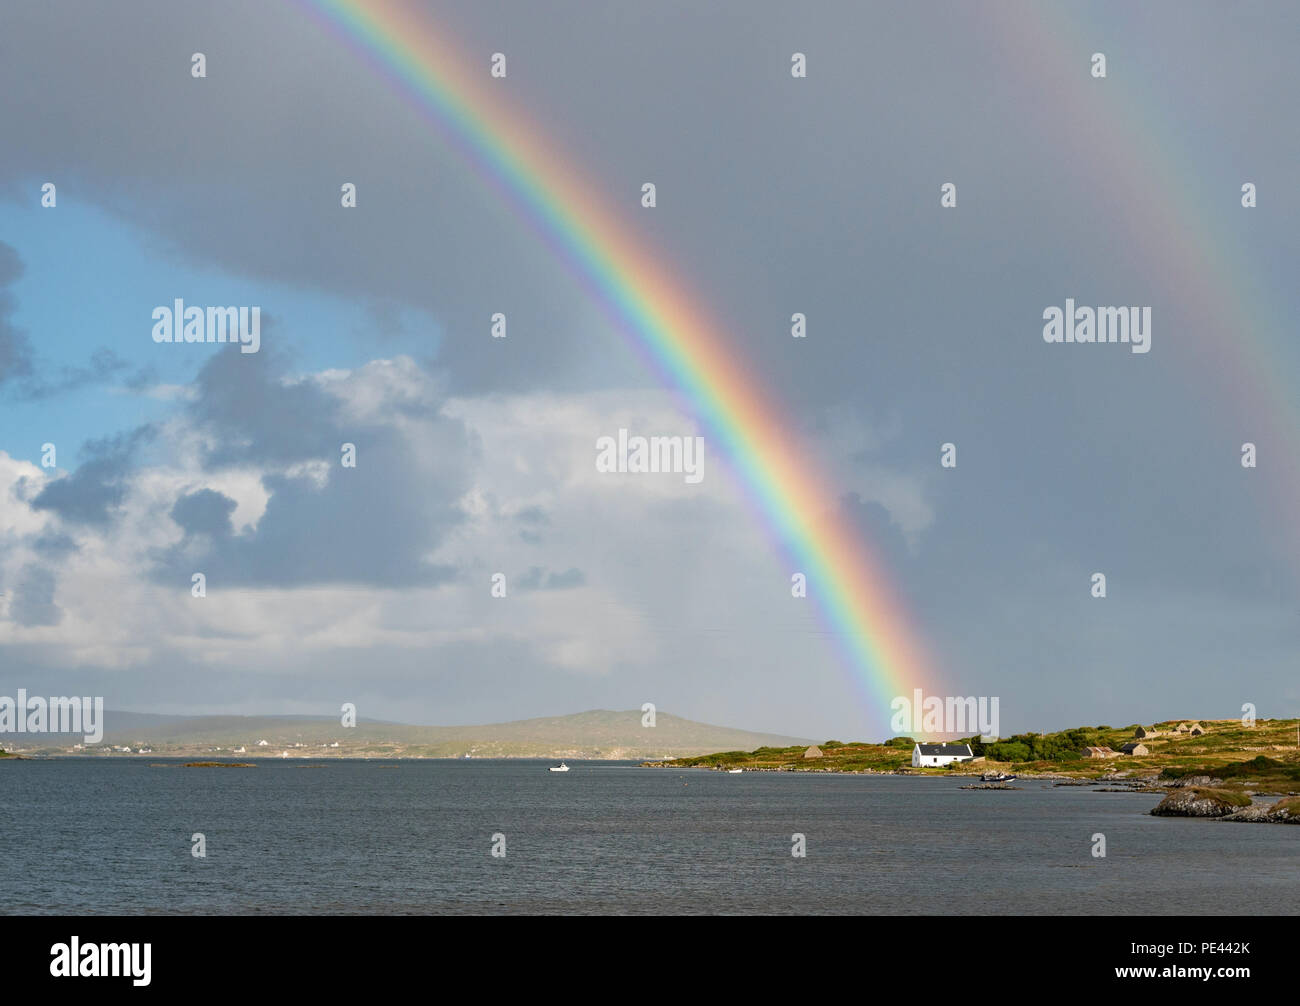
[0,367,936,719]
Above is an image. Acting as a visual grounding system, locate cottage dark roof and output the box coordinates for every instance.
[915,743,973,756]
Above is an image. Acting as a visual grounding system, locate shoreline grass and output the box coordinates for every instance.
[646,718,1300,795]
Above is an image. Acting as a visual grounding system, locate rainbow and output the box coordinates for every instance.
[296,0,944,724]
[984,4,1300,569]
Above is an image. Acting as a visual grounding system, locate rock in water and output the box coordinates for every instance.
[1150,787,1250,818]
[1221,796,1300,824]
[1219,804,1276,823]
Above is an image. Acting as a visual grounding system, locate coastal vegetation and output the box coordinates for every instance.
[1159,754,1300,783]
[676,743,911,773]
[1275,796,1300,817]
[649,718,1300,793]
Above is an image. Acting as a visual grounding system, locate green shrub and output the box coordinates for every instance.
[986,741,1030,762]
[1161,756,1300,781]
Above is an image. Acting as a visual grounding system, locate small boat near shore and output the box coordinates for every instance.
[727,768,743,774]
[549,762,570,772]
[980,772,1017,783]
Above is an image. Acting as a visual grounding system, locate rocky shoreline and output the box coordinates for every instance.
[1149,786,1299,823]
[672,763,1300,824]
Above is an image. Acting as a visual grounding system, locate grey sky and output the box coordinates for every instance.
[0,1,1295,740]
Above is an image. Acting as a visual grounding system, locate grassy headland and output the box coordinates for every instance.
[646,718,1300,795]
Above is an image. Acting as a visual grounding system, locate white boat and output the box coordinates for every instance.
[549,762,570,772]
[727,768,743,774]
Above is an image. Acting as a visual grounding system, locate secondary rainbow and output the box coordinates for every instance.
[985,3,1300,569]
[296,0,943,720]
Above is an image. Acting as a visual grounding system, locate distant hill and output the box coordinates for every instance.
[2,708,811,759]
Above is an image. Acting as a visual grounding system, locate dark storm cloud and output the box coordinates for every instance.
[155,463,463,589]
[27,426,154,526]
[153,349,474,588]
[3,1,1295,406]
[170,488,236,537]
[188,348,342,469]
[0,0,622,394]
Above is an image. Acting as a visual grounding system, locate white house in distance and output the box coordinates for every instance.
[912,742,974,767]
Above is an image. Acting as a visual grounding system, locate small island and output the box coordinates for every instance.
[183,761,256,768]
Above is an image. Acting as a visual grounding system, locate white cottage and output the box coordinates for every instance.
[912,742,974,767]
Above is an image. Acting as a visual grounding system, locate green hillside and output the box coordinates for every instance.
[3,708,811,760]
